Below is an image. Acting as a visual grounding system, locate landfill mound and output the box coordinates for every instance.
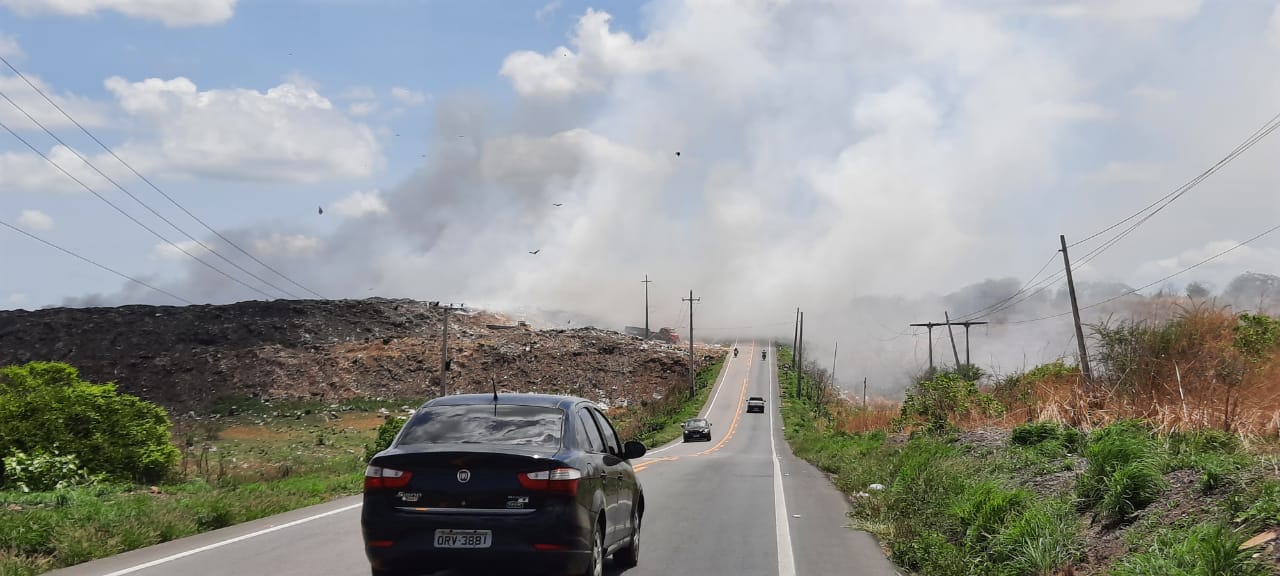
[0,298,722,412]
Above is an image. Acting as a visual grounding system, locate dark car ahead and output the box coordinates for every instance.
[362,393,646,576]
[681,418,711,442]
[746,396,766,413]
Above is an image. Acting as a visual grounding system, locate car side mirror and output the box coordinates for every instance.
[623,440,646,460]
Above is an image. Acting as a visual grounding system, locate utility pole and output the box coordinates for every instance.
[862,376,868,408]
[1060,234,1093,385]
[642,275,653,340]
[437,302,466,396]
[792,307,800,367]
[912,319,987,371]
[683,290,700,396]
[945,311,961,367]
[831,341,838,390]
[797,311,805,398]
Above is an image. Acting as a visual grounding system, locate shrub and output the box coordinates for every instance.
[1100,461,1167,521]
[1011,422,1062,447]
[1168,428,1242,456]
[364,416,407,462]
[1237,481,1280,527]
[1078,420,1158,507]
[2,450,94,492]
[0,362,179,484]
[989,499,1082,576]
[949,480,1032,548]
[1111,521,1270,576]
[894,371,1004,434]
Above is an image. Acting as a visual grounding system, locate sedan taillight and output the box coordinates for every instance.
[518,467,582,494]
[364,465,413,491]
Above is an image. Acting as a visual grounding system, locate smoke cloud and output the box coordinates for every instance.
[64,0,1280,396]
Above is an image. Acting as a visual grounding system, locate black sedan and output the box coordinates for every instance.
[362,393,646,576]
[681,418,712,442]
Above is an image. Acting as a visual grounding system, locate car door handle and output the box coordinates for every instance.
[599,471,609,479]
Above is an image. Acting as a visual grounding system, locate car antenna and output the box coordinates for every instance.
[491,375,499,404]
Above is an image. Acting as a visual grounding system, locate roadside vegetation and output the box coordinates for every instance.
[778,305,1280,575]
[0,352,726,575]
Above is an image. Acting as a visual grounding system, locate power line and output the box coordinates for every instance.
[1067,111,1280,259]
[0,117,277,300]
[0,88,304,300]
[955,251,1060,321]
[0,54,325,300]
[1000,220,1280,326]
[1,218,193,305]
[965,110,1280,324]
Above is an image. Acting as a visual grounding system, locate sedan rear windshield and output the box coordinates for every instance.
[396,404,565,449]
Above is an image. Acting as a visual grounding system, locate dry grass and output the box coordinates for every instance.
[988,306,1280,436]
[831,399,900,433]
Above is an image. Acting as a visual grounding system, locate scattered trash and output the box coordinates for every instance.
[868,483,885,491]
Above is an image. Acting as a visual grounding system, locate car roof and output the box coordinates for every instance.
[424,393,589,411]
[748,396,765,400]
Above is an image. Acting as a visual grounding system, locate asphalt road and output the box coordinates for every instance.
[52,341,901,576]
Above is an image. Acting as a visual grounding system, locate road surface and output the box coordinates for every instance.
[52,342,901,576]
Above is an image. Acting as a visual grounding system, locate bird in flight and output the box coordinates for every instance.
[529,250,541,255]
[318,206,324,215]
[675,151,681,156]
[553,203,563,207]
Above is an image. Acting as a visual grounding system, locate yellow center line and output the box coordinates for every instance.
[634,341,756,474]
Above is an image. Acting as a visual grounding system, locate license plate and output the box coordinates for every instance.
[434,530,492,549]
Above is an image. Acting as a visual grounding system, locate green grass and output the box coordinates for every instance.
[625,356,726,448]
[0,405,381,574]
[774,343,1280,575]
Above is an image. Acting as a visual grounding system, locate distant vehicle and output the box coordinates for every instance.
[762,349,767,360]
[681,418,712,442]
[362,393,646,576]
[746,396,766,413]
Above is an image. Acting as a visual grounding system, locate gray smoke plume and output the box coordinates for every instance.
[57,0,1280,396]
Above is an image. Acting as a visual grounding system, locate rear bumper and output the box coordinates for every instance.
[747,406,764,412]
[366,545,591,575]
[363,499,593,575]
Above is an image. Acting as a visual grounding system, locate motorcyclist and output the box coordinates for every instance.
[762,349,767,360]
[733,347,739,357]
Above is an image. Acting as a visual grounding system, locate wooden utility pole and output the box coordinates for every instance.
[831,341,838,389]
[862,376,868,408]
[912,319,988,370]
[945,311,962,367]
[642,275,653,339]
[437,302,466,396]
[683,290,700,395]
[1060,234,1093,385]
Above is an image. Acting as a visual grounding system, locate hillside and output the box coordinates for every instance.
[0,298,719,413]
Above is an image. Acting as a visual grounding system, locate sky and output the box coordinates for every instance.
[2,0,1280,394]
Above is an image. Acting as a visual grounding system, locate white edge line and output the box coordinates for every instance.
[642,340,738,457]
[100,502,363,576]
[768,344,797,576]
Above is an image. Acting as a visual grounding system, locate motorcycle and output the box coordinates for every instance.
[733,348,739,358]
[762,350,767,360]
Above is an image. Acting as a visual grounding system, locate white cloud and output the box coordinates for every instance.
[5,293,28,307]
[0,0,237,27]
[390,87,426,106]
[253,233,320,256]
[0,74,109,130]
[1042,0,1201,22]
[499,9,663,100]
[103,76,382,182]
[1129,84,1177,105]
[348,101,377,117]
[1269,4,1280,48]
[16,209,53,231]
[1033,101,1110,121]
[0,145,125,194]
[0,33,21,59]
[1087,162,1163,184]
[341,87,376,101]
[535,0,562,21]
[331,190,388,218]
[1134,240,1280,287]
[151,239,207,261]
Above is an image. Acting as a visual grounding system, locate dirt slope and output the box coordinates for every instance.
[0,298,721,412]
